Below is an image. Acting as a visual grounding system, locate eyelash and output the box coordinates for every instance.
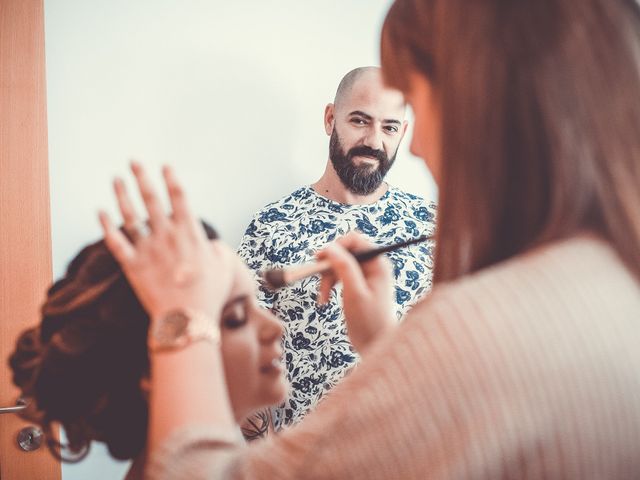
[223,315,246,329]
[222,305,247,329]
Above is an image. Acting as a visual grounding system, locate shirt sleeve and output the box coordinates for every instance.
[236,216,278,311]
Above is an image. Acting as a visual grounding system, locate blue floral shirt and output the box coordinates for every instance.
[237,185,437,430]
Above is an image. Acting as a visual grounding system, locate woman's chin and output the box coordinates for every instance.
[273,379,289,405]
[260,378,289,409]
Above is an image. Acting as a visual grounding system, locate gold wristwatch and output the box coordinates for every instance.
[148,308,220,352]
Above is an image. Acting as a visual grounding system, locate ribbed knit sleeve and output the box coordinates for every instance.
[147,235,640,479]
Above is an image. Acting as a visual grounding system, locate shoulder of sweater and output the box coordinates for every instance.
[409,233,633,321]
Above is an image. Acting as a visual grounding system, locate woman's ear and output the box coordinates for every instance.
[139,377,151,399]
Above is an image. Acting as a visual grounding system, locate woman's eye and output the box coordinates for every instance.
[223,314,246,329]
[222,302,247,329]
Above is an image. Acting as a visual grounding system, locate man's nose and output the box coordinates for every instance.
[362,126,383,151]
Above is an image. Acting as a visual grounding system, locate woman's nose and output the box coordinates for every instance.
[259,310,284,343]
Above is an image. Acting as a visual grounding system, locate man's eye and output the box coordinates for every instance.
[351,118,366,125]
[384,126,399,133]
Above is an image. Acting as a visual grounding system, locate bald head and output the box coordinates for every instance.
[334,67,379,106]
[333,66,406,112]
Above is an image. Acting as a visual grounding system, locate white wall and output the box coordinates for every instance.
[43,1,437,478]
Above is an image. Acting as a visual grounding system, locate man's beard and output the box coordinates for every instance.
[329,129,397,195]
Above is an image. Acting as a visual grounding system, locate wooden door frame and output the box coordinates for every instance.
[0,0,61,478]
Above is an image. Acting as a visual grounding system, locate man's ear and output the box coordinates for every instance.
[400,119,409,141]
[324,103,335,136]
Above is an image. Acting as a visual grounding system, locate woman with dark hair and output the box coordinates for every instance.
[74,0,640,477]
[9,223,286,478]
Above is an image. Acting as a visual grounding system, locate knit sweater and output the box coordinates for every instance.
[147,234,640,479]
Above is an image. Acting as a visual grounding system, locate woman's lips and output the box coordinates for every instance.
[260,357,283,375]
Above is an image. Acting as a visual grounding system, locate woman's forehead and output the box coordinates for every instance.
[231,258,257,295]
[205,241,256,296]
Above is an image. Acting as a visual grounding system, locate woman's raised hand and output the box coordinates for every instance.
[317,232,397,353]
[98,162,235,322]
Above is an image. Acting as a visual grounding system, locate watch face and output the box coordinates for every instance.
[150,308,219,352]
[156,311,189,343]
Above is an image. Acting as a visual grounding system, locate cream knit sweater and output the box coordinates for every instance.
[147,234,640,479]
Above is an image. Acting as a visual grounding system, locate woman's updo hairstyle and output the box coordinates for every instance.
[8,222,218,461]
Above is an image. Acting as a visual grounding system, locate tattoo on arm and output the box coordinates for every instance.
[240,409,272,441]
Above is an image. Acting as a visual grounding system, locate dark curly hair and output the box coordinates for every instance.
[8,222,218,462]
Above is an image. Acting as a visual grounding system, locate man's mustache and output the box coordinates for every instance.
[347,146,388,164]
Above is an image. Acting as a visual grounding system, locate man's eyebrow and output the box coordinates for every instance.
[348,110,401,125]
[349,110,373,121]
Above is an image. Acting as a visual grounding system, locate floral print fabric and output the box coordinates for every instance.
[237,185,437,430]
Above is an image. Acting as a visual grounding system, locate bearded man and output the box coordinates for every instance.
[238,66,437,433]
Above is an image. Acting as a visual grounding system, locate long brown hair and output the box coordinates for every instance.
[382,0,640,282]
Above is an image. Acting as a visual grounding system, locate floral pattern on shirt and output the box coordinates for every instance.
[237,185,437,430]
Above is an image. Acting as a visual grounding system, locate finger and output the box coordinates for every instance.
[98,210,136,263]
[358,248,393,281]
[114,177,139,226]
[317,269,337,305]
[130,161,168,231]
[319,243,369,296]
[113,177,143,241]
[335,232,377,256]
[365,254,393,279]
[162,165,195,225]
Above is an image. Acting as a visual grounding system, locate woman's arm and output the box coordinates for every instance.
[99,163,239,455]
[240,409,273,441]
